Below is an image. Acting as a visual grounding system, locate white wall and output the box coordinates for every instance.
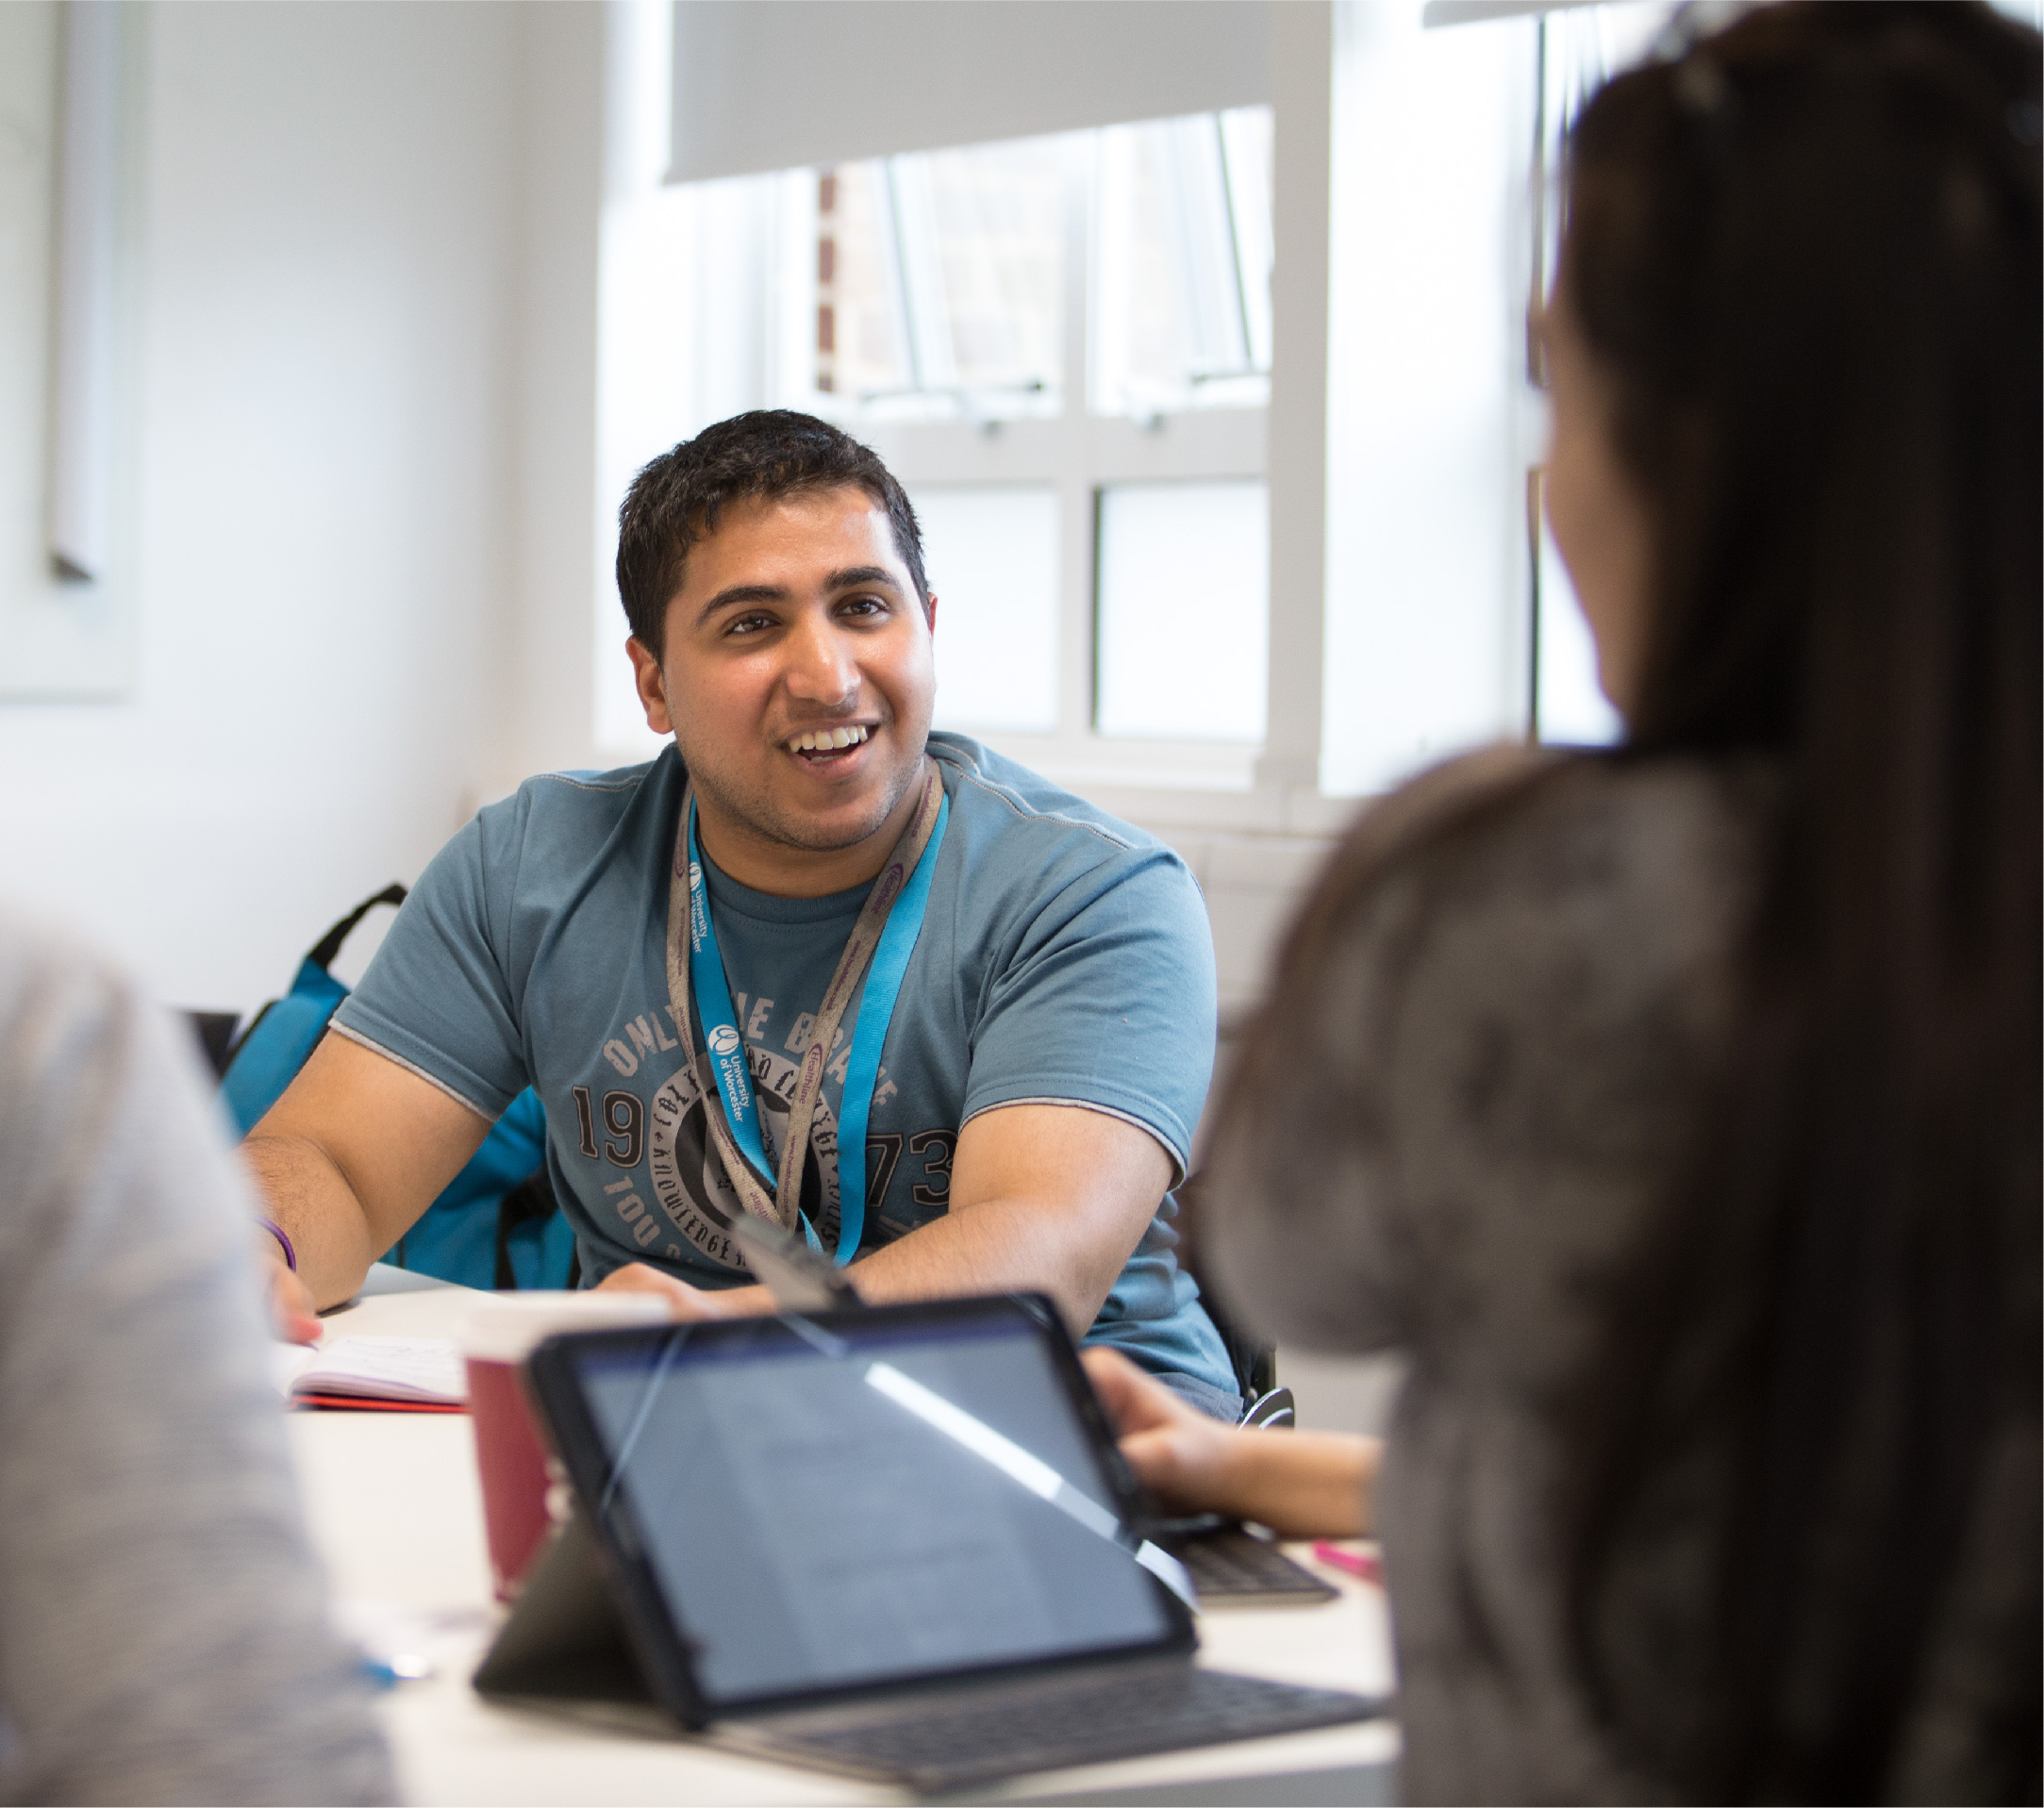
[0,2,607,1019]
[509,3,607,783]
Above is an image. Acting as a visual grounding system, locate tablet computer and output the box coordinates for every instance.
[478,1293,1385,1790]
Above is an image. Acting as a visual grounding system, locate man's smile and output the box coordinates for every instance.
[781,722,875,767]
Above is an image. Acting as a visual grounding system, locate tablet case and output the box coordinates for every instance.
[473,1512,652,1705]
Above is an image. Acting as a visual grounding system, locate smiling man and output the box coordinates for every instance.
[246,411,1239,1416]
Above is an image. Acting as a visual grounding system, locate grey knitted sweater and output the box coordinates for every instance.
[0,910,395,1804]
[1207,749,2040,1804]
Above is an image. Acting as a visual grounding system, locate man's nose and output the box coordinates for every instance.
[782,613,859,704]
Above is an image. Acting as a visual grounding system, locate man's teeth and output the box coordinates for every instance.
[789,725,870,753]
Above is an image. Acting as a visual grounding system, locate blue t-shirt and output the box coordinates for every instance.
[335,733,1234,1399]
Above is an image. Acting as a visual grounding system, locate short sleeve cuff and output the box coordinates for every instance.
[326,1005,517,1123]
[960,1079,1193,1186]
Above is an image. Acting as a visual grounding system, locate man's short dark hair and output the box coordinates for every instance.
[615,410,926,656]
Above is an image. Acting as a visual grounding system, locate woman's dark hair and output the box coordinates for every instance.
[615,409,926,657]
[1551,5,2039,1797]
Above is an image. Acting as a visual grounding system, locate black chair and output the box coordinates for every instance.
[1203,1281,1293,1428]
[182,1010,241,1081]
[1179,1169,1292,1429]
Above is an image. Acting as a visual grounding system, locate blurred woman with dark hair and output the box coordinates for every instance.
[1085,5,2040,1800]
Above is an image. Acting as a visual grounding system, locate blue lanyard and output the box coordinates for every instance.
[684,794,949,1263]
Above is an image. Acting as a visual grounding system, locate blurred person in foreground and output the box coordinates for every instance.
[1090,5,2040,1800]
[0,909,393,1803]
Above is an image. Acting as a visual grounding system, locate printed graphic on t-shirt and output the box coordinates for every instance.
[573,993,942,1275]
[644,1044,842,1270]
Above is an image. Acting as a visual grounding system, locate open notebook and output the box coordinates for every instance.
[279,1336,467,1411]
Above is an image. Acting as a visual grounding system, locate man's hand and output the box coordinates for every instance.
[594,1264,773,1320]
[1080,1347,1379,1539]
[257,1230,323,1346]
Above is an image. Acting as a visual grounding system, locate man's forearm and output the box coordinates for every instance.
[841,1194,1127,1332]
[241,1133,381,1312]
[607,1105,1169,1332]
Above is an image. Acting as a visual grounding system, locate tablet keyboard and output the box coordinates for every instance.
[1172,1526,1339,1603]
[766,1666,1385,1789]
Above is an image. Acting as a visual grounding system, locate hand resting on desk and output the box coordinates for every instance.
[1081,1348,1381,1541]
[594,1262,765,1319]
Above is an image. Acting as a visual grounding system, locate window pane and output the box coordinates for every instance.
[816,137,1066,417]
[1094,109,1272,419]
[1095,481,1267,742]
[1220,108,1274,372]
[915,487,1060,735]
[918,139,1066,397]
[1535,513,1620,745]
[817,163,912,402]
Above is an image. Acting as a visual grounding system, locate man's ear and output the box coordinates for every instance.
[626,636,674,736]
[923,590,939,635]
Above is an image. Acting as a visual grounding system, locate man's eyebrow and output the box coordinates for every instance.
[824,565,902,593]
[694,583,788,628]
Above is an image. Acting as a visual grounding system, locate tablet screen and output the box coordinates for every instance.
[565,1302,1180,1707]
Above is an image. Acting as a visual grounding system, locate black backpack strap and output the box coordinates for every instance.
[495,1168,562,1290]
[306,883,409,972]
[218,883,409,1075]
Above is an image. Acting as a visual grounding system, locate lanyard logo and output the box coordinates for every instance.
[706,1024,741,1056]
[687,862,709,956]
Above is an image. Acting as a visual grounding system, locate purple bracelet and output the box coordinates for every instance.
[259,1219,298,1273]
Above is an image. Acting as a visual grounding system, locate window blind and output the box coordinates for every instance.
[669,0,1269,183]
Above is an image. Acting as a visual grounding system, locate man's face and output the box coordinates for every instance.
[629,486,939,871]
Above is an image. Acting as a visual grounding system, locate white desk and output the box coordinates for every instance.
[290,1269,1401,1805]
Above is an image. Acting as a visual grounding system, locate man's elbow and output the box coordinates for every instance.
[241,1126,340,1206]
[239,1132,378,1307]
[1055,1219,1155,1340]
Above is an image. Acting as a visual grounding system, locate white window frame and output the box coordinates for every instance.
[790,128,1272,796]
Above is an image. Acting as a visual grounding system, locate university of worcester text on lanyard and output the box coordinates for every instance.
[664,759,948,1266]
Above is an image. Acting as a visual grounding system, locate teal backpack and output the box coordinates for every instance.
[218,886,577,1291]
